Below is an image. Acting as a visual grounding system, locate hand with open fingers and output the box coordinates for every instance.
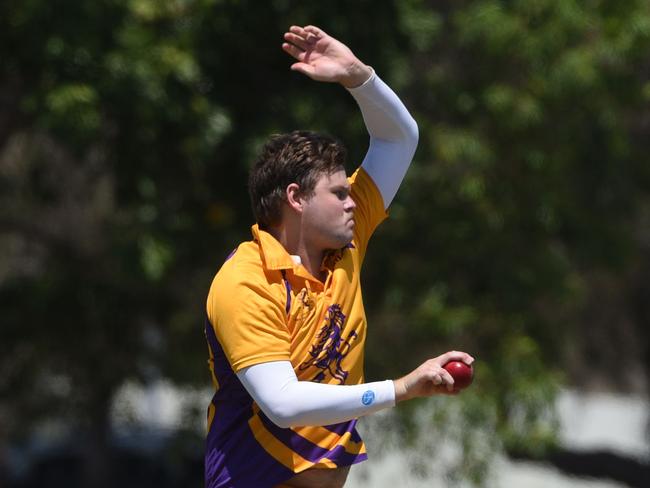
[393,351,475,403]
[281,25,373,88]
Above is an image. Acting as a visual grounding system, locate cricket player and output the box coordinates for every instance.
[204,25,474,488]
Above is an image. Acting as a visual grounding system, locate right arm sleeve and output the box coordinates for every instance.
[348,71,419,209]
[237,360,396,428]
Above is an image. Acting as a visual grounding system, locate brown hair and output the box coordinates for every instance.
[248,130,347,229]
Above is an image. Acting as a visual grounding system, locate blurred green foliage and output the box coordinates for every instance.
[1,0,649,485]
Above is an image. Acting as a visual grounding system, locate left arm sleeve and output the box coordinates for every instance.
[237,360,396,428]
[348,71,419,209]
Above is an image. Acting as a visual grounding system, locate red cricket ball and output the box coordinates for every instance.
[443,360,474,391]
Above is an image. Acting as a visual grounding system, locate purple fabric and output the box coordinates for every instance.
[281,270,291,315]
[322,419,363,443]
[205,316,295,487]
[298,304,357,384]
[204,263,368,486]
[205,420,295,488]
[258,412,367,467]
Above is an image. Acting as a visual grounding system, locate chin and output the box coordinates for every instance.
[318,227,354,251]
[322,236,351,251]
[335,234,354,249]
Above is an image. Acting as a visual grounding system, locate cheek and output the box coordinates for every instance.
[316,207,338,225]
[317,199,341,216]
[306,196,345,223]
[329,202,346,218]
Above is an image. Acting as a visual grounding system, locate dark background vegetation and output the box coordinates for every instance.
[1,0,649,486]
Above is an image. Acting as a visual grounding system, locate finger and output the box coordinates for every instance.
[427,365,454,387]
[440,370,455,388]
[304,25,326,38]
[283,32,310,51]
[282,42,305,61]
[438,350,475,366]
[289,25,306,36]
[289,25,320,43]
[303,26,325,44]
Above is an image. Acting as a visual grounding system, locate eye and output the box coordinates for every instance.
[334,189,349,200]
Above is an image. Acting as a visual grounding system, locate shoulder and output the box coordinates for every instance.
[349,167,386,212]
[207,242,286,321]
[213,241,261,281]
[348,167,388,257]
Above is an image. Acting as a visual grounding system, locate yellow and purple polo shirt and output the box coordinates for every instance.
[204,167,387,488]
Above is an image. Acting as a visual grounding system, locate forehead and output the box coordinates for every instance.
[314,169,349,188]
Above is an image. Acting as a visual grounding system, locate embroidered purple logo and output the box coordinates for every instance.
[299,304,357,384]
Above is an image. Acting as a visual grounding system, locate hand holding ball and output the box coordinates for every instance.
[443,360,474,392]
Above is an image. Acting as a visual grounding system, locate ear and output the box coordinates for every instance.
[286,183,305,213]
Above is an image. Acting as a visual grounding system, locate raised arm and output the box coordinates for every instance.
[349,74,419,208]
[282,25,419,208]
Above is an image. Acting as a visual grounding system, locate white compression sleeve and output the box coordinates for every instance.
[237,360,395,428]
[348,71,419,209]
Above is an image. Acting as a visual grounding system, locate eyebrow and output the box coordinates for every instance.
[330,184,351,191]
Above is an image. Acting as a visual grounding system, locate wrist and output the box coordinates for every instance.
[392,378,409,404]
[340,61,373,89]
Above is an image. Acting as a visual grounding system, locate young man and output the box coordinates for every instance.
[204,25,474,488]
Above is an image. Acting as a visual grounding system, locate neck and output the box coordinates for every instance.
[267,225,325,280]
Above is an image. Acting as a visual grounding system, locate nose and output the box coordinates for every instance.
[345,195,356,212]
